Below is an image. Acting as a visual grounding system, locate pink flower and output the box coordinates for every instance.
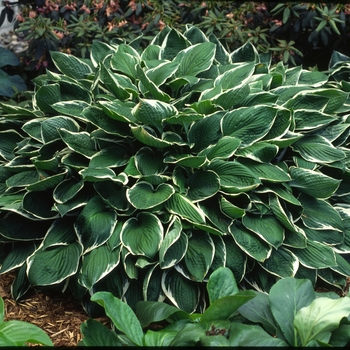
[29,11,36,18]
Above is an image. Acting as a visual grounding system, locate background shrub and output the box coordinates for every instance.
[0,26,350,317]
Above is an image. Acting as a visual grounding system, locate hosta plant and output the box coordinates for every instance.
[1,25,350,316]
[80,267,350,347]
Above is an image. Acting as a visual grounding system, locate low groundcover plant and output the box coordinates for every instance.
[0,25,350,317]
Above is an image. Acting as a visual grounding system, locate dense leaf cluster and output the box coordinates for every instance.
[0,26,350,316]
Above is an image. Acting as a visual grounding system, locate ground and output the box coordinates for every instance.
[0,272,110,347]
[0,271,349,346]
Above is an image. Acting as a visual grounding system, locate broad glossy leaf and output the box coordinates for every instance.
[242,214,285,249]
[79,244,120,289]
[131,125,172,148]
[213,84,250,110]
[161,270,200,313]
[59,129,96,158]
[80,167,118,182]
[91,291,144,346]
[207,159,260,193]
[164,154,207,168]
[214,62,255,89]
[146,61,180,86]
[269,277,315,346]
[228,323,288,346]
[110,44,139,79]
[41,116,79,143]
[294,297,350,346]
[74,196,117,252]
[53,178,84,204]
[166,192,206,224]
[80,319,122,346]
[294,110,337,131]
[34,84,61,114]
[98,100,137,123]
[291,135,346,164]
[127,182,175,209]
[221,105,277,146]
[0,130,24,161]
[6,170,40,188]
[201,290,256,323]
[230,224,271,262]
[159,216,188,269]
[207,267,239,304]
[298,193,344,232]
[134,147,166,175]
[259,247,299,278]
[198,136,241,160]
[121,212,163,259]
[174,42,216,77]
[161,28,189,60]
[289,166,341,199]
[26,170,67,191]
[230,41,259,63]
[23,189,59,219]
[235,142,278,163]
[27,242,83,286]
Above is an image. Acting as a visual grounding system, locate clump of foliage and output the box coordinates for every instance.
[0,297,53,346]
[0,26,350,316]
[80,267,350,347]
[10,0,350,82]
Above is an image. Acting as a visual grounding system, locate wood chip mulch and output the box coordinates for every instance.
[0,272,110,347]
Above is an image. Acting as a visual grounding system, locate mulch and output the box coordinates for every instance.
[0,272,110,347]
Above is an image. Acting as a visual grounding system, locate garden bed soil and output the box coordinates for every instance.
[0,271,349,346]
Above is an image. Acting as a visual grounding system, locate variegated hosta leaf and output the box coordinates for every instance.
[187,170,220,202]
[198,136,241,160]
[175,231,215,282]
[142,264,166,302]
[289,167,341,199]
[164,154,207,168]
[89,145,130,169]
[234,142,279,163]
[74,196,117,253]
[53,178,84,204]
[41,116,80,143]
[291,135,346,164]
[127,182,175,210]
[78,244,121,290]
[159,216,188,269]
[110,43,140,80]
[27,242,83,286]
[0,130,24,161]
[294,109,337,131]
[23,189,59,219]
[207,159,260,193]
[161,270,200,313]
[230,224,272,262]
[59,129,97,158]
[134,147,166,175]
[214,62,255,89]
[130,125,173,148]
[98,100,137,123]
[121,212,163,259]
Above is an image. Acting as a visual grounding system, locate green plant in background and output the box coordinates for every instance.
[0,47,27,98]
[79,267,350,346]
[0,25,350,317]
[0,297,53,346]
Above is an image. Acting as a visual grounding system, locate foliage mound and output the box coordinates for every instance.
[80,268,350,347]
[0,25,350,316]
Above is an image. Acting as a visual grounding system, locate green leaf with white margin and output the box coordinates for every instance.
[0,130,24,161]
[159,216,188,269]
[78,244,120,289]
[231,41,259,63]
[132,99,177,131]
[6,170,40,188]
[294,297,350,346]
[259,247,299,278]
[79,167,119,182]
[174,42,216,77]
[237,158,291,182]
[161,270,200,313]
[134,147,166,175]
[228,322,288,346]
[187,170,220,202]
[292,134,346,164]
[289,167,341,199]
[91,40,114,68]
[207,267,239,304]
[230,224,271,262]
[127,182,175,210]
[58,129,96,158]
[165,192,206,224]
[89,145,130,169]
[131,125,172,148]
[146,61,180,86]
[242,214,285,249]
[269,277,315,346]
[23,189,59,219]
[262,107,291,142]
[221,105,277,146]
[41,116,80,143]
[294,110,337,131]
[214,62,255,89]
[98,100,137,123]
[74,196,117,253]
[33,84,61,114]
[0,242,36,274]
[164,154,207,168]
[213,84,250,110]
[26,170,68,191]
[121,212,163,259]
[27,242,83,286]
[176,231,214,282]
[219,195,247,219]
[160,27,189,60]
[290,240,336,269]
[110,44,140,80]
[207,159,260,194]
[235,142,279,163]
[91,291,144,346]
[51,51,92,79]
[198,136,241,160]
[298,193,344,232]
[53,178,84,204]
